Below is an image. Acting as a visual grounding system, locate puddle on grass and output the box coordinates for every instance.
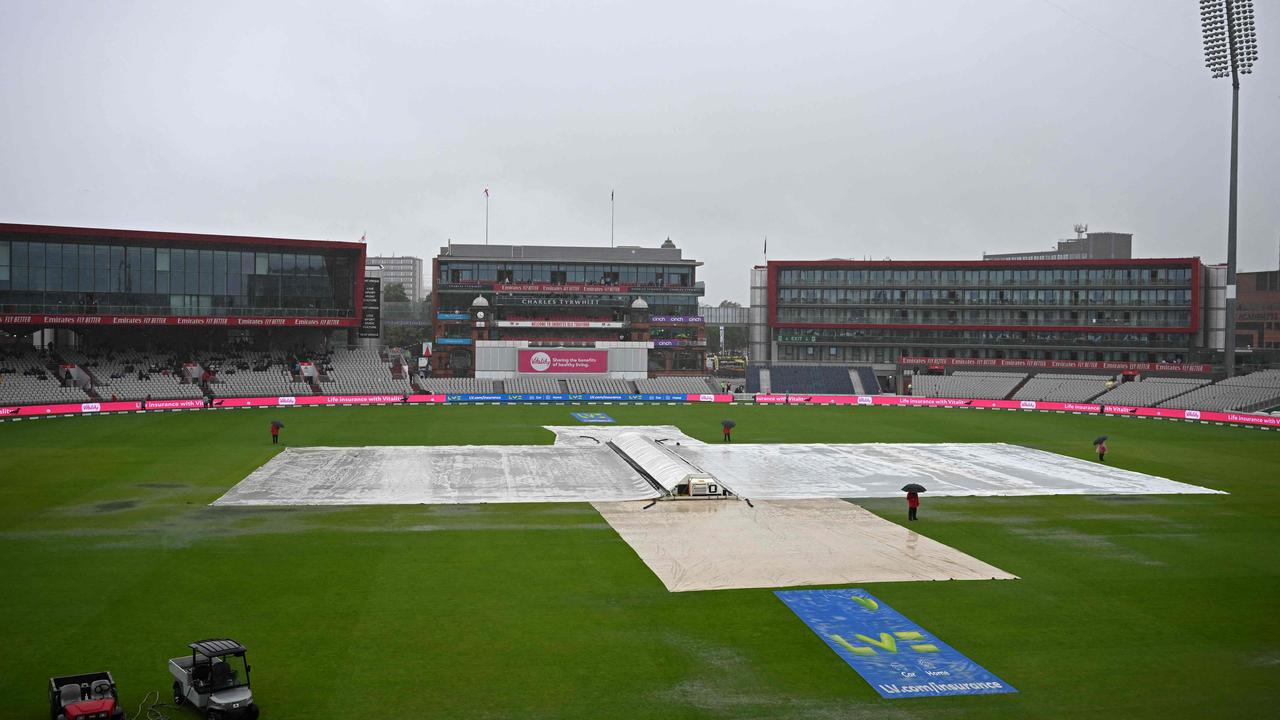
[92,500,140,512]
[1006,526,1166,566]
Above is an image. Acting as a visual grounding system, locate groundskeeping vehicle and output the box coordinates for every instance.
[48,671,125,720]
[169,639,260,719]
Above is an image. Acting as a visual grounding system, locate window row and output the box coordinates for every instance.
[0,241,338,277]
[774,307,1192,327]
[440,262,695,287]
[776,266,1193,286]
[777,328,1190,347]
[774,344,1188,364]
[777,287,1193,306]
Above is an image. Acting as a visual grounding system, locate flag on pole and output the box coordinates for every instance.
[360,232,366,243]
[764,236,767,256]
[611,189,614,202]
[484,187,490,198]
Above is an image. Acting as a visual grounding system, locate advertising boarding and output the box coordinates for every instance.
[517,349,608,374]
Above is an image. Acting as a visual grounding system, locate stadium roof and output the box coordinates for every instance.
[439,242,701,266]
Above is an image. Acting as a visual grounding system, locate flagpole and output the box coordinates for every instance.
[485,190,489,245]
[610,190,615,248]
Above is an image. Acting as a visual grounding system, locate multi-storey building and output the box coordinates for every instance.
[1237,269,1280,351]
[751,257,1207,372]
[1,224,365,347]
[430,241,705,376]
[366,255,425,301]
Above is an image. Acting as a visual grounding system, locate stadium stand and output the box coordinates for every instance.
[1090,376,1207,408]
[0,346,92,405]
[911,371,1027,400]
[768,364,856,394]
[1157,370,1280,412]
[634,376,721,394]
[854,366,880,395]
[504,376,562,394]
[1013,373,1111,403]
[317,348,413,396]
[565,377,633,394]
[81,350,204,401]
[419,377,494,394]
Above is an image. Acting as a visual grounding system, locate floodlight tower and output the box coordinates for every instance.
[1201,0,1259,377]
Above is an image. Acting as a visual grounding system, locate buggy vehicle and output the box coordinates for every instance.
[48,671,125,720]
[169,639,259,719]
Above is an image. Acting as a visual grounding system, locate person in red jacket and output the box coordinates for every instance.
[907,491,920,521]
[1097,441,1107,463]
[271,423,281,445]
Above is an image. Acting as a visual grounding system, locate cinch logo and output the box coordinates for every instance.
[81,403,101,413]
[1020,400,1037,410]
[698,394,715,402]
[1184,410,1201,420]
[857,396,873,405]
[529,352,552,372]
[277,396,297,406]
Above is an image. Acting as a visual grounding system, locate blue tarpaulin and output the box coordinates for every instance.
[775,588,1016,699]
[570,412,615,423]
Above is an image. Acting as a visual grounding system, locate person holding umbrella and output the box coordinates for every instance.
[1094,435,1108,463]
[902,483,925,521]
[271,420,285,445]
[721,419,735,443]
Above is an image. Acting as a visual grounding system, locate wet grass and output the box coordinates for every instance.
[0,403,1277,719]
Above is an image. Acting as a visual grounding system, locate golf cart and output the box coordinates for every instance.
[169,639,259,719]
[48,671,125,720]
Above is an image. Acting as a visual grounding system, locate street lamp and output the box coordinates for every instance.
[1201,0,1259,377]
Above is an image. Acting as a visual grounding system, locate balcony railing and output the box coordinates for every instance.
[0,303,355,318]
[775,335,1188,350]
[775,278,1192,288]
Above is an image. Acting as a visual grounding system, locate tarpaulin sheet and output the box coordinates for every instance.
[776,588,1017,698]
[542,425,704,447]
[668,442,1222,498]
[592,499,1016,592]
[213,445,658,506]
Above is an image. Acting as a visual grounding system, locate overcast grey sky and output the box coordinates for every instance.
[1,0,1276,303]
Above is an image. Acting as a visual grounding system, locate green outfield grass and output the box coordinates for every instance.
[1,403,1277,719]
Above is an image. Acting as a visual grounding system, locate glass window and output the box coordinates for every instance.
[156,248,169,271]
[0,241,7,265]
[29,242,46,268]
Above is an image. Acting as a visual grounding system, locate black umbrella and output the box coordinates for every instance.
[1093,435,1108,445]
[901,483,927,493]
[271,420,285,429]
[721,419,736,429]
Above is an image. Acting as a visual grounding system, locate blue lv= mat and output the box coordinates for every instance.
[775,588,1016,698]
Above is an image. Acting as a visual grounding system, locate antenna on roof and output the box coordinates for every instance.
[1073,223,1089,239]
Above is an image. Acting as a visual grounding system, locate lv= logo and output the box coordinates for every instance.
[829,595,939,655]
